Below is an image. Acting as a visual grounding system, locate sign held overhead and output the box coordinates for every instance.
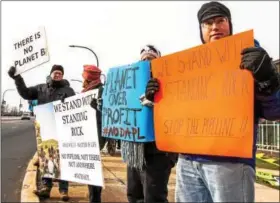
[12,26,50,75]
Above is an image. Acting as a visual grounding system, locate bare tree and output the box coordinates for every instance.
[1,104,10,115]
[10,106,19,116]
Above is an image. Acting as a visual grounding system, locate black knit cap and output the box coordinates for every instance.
[50,64,64,75]
[197,1,233,43]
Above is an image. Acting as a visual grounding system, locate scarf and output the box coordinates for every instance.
[121,140,145,170]
[82,65,102,92]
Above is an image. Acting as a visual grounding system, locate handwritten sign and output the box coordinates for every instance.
[151,30,255,158]
[12,26,50,76]
[102,61,155,142]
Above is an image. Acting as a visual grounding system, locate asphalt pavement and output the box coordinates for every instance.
[1,119,37,202]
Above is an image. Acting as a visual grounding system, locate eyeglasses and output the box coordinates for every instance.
[201,17,228,29]
[52,71,63,76]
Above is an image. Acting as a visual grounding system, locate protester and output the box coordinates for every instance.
[91,45,177,203]
[121,45,177,203]
[82,64,106,203]
[8,65,75,201]
[145,2,280,202]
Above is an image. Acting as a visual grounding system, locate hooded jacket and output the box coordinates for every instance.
[14,75,75,105]
[87,83,106,150]
[183,40,280,169]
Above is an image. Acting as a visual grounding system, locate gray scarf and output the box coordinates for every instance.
[121,140,145,170]
[120,94,154,170]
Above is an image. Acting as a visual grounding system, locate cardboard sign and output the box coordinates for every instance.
[102,61,155,142]
[34,90,104,187]
[12,26,50,75]
[151,30,255,158]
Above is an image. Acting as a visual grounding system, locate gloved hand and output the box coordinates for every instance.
[61,93,67,103]
[91,98,103,111]
[145,78,160,101]
[8,66,18,79]
[90,98,98,110]
[240,47,275,82]
[240,47,279,93]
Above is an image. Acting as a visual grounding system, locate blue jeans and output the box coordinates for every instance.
[175,155,255,202]
[42,178,68,193]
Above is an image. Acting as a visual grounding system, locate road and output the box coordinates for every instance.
[1,119,37,202]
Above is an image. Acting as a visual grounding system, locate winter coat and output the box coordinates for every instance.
[14,76,75,105]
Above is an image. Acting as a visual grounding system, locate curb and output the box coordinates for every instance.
[1,117,21,121]
[21,152,40,203]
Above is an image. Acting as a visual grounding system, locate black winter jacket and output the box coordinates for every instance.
[14,75,75,105]
[97,85,106,150]
[89,84,106,151]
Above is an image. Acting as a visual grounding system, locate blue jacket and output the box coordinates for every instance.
[183,39,280,169]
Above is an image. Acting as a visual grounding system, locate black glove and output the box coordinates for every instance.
[61,93,67,103]
[240,47,275,82]
[90,98,98,110]
[240,47,279,93]
[8,66,18,79]
[145,78,160,101]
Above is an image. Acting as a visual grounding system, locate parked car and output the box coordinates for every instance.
[21,112,31,120]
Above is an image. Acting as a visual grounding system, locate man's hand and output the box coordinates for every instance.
[61,93,67,103]
[8,66,17,79]
[145,78,160,101]
[240,47,274,82]
[240,47,279,93]
[90,98,98,110]
[91,98,103,111]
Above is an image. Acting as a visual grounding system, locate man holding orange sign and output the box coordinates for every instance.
[147,1,280,202]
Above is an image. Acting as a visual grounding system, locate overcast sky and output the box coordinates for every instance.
[1,1,279,111]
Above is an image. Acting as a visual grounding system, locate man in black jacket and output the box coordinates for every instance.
[8,65,75,201]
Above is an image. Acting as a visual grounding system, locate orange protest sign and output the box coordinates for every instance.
[151,30,255,158]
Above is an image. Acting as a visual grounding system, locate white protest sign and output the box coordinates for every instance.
[12,26,50,75]
[52,89,104,187]
[33,89,104,187]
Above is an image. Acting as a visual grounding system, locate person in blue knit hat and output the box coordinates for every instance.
[145,1,280,202]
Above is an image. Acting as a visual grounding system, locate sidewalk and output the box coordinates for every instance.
[41,152,279,203]
[41,152,175,202]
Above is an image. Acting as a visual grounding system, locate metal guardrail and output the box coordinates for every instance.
[257,120,280,153]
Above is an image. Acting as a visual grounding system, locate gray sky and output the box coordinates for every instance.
[1,1,279,111]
